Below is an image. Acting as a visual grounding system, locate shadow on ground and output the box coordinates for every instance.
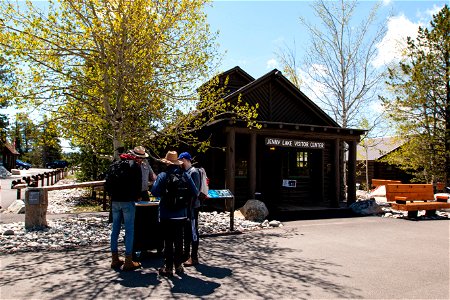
[0,228,360,299]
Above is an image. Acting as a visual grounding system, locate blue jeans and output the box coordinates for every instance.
[110,201,136,256]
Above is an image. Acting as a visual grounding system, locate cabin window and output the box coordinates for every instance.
[236,160,248,177]
[284,150,309,178]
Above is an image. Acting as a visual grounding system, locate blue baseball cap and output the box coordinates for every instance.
[178,152,192,161]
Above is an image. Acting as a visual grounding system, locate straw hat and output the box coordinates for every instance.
[160,150,182,165]
[129,146,149,158]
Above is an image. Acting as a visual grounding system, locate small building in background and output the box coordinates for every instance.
[356,136,412,188]
[1,141,20,171]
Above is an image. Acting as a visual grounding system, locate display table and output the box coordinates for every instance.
[133,201,163,259]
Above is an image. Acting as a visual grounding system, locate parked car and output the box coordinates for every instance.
[46,160,69,169]
[16,159,32,170]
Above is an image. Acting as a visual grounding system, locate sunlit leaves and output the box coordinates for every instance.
[0,0,258,163]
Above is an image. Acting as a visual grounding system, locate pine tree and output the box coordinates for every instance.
[382,5,450,184]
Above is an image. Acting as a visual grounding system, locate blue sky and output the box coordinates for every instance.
[2,0,448,144]
[205,0,448,78]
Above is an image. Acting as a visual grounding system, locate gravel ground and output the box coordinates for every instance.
[0,180,282,254]
[2,180,448,255]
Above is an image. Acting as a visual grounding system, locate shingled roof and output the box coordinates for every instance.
[4,142,19,155]
[357,137,405,161]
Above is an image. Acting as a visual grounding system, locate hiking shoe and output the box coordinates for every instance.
[158,266,173,277]
[175,265,184,275]
[183,258,199,267]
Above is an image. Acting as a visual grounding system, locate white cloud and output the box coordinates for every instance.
[382,0,392,6]
[266,58,278,69]
[372,14,421,68]
[271,36,285,47]
[425,4,445,18]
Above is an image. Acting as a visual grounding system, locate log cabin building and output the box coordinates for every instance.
[183,67,366,215]
[1,141,19,171]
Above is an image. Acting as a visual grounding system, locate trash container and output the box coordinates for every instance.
[133,201,163,259]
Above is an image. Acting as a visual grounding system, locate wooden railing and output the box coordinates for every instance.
[24,180,106,229]
[11,169,66,199]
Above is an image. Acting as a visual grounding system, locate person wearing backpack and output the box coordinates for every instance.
[150,150,199,277]
[105,150,142,271]
[178,152,201,267]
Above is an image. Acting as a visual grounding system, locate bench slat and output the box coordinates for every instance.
[385,184,434,202]
[391,202,450,211]
[372,179,401,188]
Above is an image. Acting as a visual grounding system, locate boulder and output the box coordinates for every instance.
[3,229,15,236]
[239,200,269,222]
[11,169,21,175]
[7,200,26,214]
[269,220,282,227]
[369,185,386,197]
[350,199,383,215]
[0,166,12,178]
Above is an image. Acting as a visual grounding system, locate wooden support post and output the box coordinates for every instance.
[347,140,357,206]
[228,197,235,231]
[407,210,418,219]
[332,138,340,208]
[249,132,257,198]
[225,128,235,195]
[102,188,107,211]
[425,210,437,217]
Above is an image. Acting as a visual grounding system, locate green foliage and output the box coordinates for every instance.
[0,0,259,167]
[34,116,63,166]
[72,146,110,182]
[381,5,450,183]
[0,55,11,143]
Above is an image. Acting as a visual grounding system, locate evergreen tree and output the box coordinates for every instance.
[382,5,450,184]
[0,55,11,143]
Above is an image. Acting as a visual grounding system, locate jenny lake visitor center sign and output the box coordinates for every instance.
[265,138,325,149]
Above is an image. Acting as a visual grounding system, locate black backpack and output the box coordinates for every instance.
[105,160,134,195]
[164,172,190,210]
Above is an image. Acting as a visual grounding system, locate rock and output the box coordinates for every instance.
[3,229,15,235]
[234,210,245,219]
[369,185,386,197]
[269,220,282,227]
[239,200,269,222]
[11,169,21,175]
[350,199,383,215]
[0,166,12,178]
[356,190,369,200]
[261,220,269,227]
[7,200,26,214]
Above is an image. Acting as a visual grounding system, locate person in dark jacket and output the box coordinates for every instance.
[151,150,198,277]
[178,152,201,267]
[108,151,142,271]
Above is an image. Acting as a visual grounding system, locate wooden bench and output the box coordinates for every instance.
[385,184,450,218]
[371,179,402,188]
